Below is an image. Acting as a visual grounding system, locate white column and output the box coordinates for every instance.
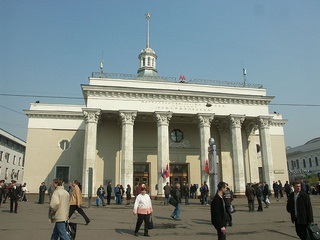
[197,114,214,186]
[257,116,274,187]
[244,122,259,183]
[82,108,101,197]
[229,115,246,195]
[119,111,137,188]
[154,111,172,197]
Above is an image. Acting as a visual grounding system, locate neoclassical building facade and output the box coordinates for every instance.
[23,14,288,197]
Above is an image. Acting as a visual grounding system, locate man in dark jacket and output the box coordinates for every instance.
[170,183,182,221]
[286,181,314,240]
[8,180,20,213]
[106,182,112,205]
[211,181,228,240]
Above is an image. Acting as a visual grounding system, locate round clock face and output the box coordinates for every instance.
[170,129,183,143]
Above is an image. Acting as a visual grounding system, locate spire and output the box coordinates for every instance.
[137,13,158,77]
[100,52,104,73]
[146,13,151,48]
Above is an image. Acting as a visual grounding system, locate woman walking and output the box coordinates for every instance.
[133,187,153,237]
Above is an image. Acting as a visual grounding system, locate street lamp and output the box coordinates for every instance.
[209,137,218,196]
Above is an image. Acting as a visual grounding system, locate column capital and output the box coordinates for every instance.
[82,108,101,124]
[229,114,245,128]
[119,111,137,125]
[243,120,258,138]
[214,118,229,133]
[197,113,214,128]
[257,116,273,129]
[154,111,172,126]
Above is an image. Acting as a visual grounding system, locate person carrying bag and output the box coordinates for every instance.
[133,187,153,237]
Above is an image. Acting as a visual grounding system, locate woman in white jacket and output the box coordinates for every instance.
[133,187,153,237]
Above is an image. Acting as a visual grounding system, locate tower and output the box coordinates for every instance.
[137,13,158,77]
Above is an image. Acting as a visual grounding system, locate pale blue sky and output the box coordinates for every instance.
[1,1,319,147]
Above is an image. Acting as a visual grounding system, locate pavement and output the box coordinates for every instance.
[1,194,319,240]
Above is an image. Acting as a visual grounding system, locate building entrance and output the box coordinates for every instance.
[133,163,150,189]
[170,163,189,186]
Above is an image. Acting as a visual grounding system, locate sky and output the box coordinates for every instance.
[0,1,319,148]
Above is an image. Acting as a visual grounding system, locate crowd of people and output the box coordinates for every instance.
[0,178,318,239]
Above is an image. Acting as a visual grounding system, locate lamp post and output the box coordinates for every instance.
[209,137,218,196]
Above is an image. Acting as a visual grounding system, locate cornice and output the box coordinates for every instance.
[24,110,84,120]
[82,85,273,106]
[270,119,287,127]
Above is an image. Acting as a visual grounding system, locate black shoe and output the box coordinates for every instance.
[86,220,91,225]
[134,232,138,236]
[171,215,175,219]
[175,218,181,221]
[144,234,150,237]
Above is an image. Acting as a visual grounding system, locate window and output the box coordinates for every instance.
[59,139,70,151]
[256,144,261,153]
[303,159,306,168]
[309,158,312,167]
[0,166,1,175]
[170,129,184,143]
[147,57,151,66]
[296,159,299,169]
[5,168,8,180]
[291,161,295,169]
[56,166,70,184]
[17,170,20,180]
[13,156,16,165]
[0,151,3,161]
[5,153,10,163]
[18,157,21,166]
[316,157,319,167]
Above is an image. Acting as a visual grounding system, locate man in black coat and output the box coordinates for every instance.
[286,181,314,240]
[106,182,112,205]
[8,180,20,213]
[211,181,228,240]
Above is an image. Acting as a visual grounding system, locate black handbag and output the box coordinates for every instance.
[307,224,320,240]
[148,215,154,229]
[66,221,77,240]
[168,197,178,207]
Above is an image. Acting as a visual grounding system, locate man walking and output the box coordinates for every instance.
[69,180,90,225]
[96,184,106,206]
[170,183,182,221]
[8,180,20,213]
[287,180,314,240]
[163,182,171,206]
[49,178,70,240]
[211,181,228,240]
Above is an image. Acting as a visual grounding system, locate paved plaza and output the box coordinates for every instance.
[1,195,319,240]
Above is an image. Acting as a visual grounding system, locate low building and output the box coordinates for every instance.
[0,128,26,184]
[23,14,288,197]
[286,137,320,184]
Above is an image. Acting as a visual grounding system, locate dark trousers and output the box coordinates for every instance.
[248,199,254,212]
[10,198,18,212]
[214,226,226,240]
[107,193,111,205]
[257,197,263,211]
[69,205,90,223]
[295,220,308,240]
[225,205,232,224]
[134,214,150,234]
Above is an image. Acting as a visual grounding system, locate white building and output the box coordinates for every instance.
[0,128,26,184]
[23,14,288,197]
[286,138,320,183]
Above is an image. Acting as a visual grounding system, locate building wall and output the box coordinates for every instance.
[0,129,26,184]
[24,128,85,193]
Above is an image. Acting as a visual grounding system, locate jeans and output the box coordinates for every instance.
[98,194,105,206]
[116,194,122,205]
[51,221,71,240]
[165,194,170,205]
[171,203,181,219]
[184,195,189,205]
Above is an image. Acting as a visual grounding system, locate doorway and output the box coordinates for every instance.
[170,163,189,186]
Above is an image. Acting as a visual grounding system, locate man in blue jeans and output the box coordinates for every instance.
[170,183,182,221]
[49,178,70,240]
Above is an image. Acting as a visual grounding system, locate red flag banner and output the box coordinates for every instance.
[204,159,209,173]
[165,163,170,178]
